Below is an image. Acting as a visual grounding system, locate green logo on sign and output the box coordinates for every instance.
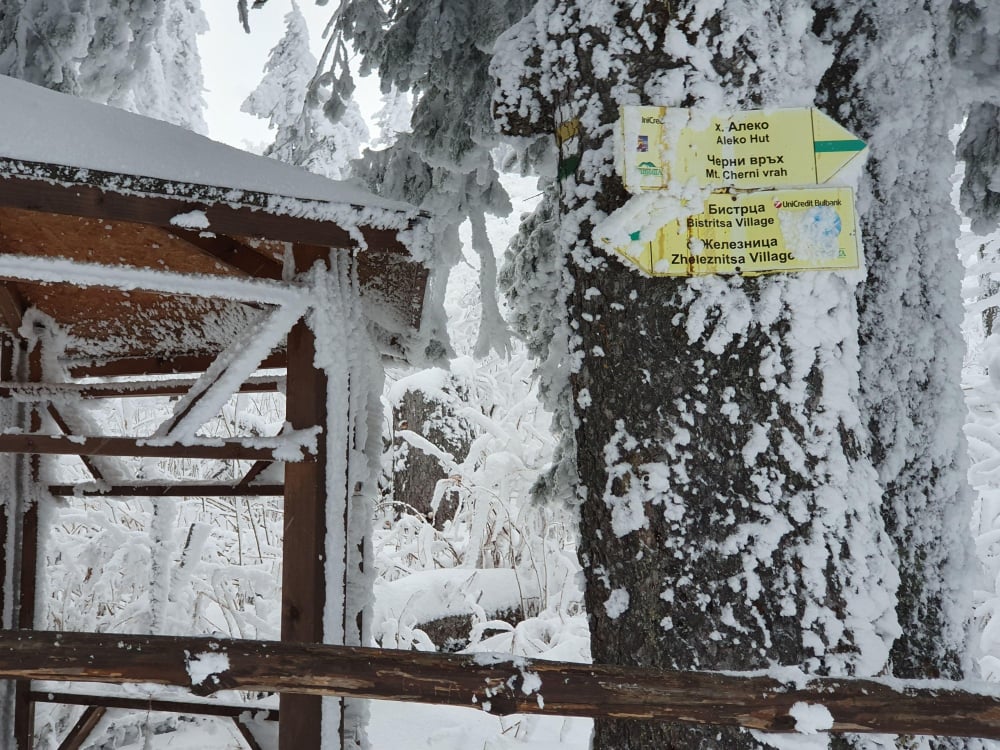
[637,161,663,177]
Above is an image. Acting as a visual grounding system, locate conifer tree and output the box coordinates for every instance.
[242,1,367,179]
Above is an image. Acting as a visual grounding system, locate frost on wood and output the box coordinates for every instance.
[494,2,911,748]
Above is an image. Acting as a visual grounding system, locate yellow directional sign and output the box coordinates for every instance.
[620,106,866,192]
[602,188,860,277]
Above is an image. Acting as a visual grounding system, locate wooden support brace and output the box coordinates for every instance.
[57,706,106,750]
[45,404,106,483]
[234,717,266,750]
[238,461,273,488]
[3,630,1000,740]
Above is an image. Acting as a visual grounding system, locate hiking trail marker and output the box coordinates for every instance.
[609,106,867,276]
[620,106,867,192]
[600,188,860,277]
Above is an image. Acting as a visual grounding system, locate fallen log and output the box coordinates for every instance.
[2,629,1000,739]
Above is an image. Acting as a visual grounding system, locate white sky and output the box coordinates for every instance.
[198,1,382,151]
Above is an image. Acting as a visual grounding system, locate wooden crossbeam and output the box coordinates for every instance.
[4,629,1000,739]
[0,376,283,401]
[47,483,283,497]
[0,434,312,462]
[31,690,278,721]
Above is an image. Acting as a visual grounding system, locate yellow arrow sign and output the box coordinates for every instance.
[619,107,866,192]
[602,188,860,277]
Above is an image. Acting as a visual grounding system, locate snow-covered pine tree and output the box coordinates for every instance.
[0,0,207,131]
[242,1,367,179]
[494,3,921,747]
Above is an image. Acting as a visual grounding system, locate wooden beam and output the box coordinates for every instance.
[281,320,327,750]
[4,630,1000,739]
[0,165,414,252]
[31,690,278,721]
[169,229,284,280]
[0,376,283,401]
[57,706,106,750]
[0,434,312,462]
[65,350,287,379]
[47,483,283,497]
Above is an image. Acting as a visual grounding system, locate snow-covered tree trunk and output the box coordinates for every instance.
[495,3,914,747]
[815,4,976,703]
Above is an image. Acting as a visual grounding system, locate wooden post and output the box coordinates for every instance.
[281,320,329,750]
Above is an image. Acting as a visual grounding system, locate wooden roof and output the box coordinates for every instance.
[0,76,429,376]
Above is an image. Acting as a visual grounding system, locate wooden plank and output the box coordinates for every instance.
[47,483,283,498]
[0,166,414,252]
[31,690,278,720]
[281,321,327,750]
[4,629,1000,739]
[65,350,287,379]
[0,434,312,462]
[0,376,283,401]
[57,706,106,750]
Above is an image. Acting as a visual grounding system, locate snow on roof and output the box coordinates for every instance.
[0,74,413,216]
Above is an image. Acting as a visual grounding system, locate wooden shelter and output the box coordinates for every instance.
[0,74,428,749]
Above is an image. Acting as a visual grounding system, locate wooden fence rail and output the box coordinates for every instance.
[3,629,1000,739]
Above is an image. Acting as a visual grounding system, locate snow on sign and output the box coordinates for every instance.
[602,188,860,277]
[619,106,866,191]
